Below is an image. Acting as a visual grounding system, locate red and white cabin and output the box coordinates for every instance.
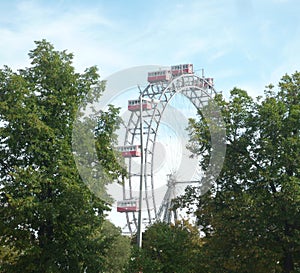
[171,64,193,76]
[204,78,214,88]
[117,199,139,212]
[117,145,141,158]
[147,69,172,83]
[128,99,152,112]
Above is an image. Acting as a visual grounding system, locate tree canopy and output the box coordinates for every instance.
[176,72,300,273]
[125,221,205,273]
[0,40,128,272]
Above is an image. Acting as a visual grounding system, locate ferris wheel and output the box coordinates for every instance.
[115,64,219,234]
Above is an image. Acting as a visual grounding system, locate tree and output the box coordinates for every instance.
[125,221,205,273]
[0,40,126,272]
[177,72,300,272]
[100,221,131,273]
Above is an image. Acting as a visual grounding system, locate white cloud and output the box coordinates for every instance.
[0,0,133,73]
[0,0,299,93]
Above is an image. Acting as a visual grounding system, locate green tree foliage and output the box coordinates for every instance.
[177,72,300,272]
[100,221,131,273]
[126,221,205,273]
[0,40,127,272]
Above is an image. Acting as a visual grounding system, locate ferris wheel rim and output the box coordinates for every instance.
[122,72,218,233]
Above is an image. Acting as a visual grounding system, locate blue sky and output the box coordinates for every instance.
[0,0,300,97]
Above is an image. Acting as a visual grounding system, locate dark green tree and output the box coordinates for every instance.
[100,221,131,273]
[126,221,205,273]
[177,72,300,272]
[0,40,126,272]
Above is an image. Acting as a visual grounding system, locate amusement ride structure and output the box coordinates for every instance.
[115,64,218,236]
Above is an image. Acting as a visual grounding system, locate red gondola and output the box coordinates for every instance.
[171,64,193,76]
[117,199,139,212]
[147,69,172,83]
[116,145,141,157]
[204,78,214,88]
[128,99,152,112]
